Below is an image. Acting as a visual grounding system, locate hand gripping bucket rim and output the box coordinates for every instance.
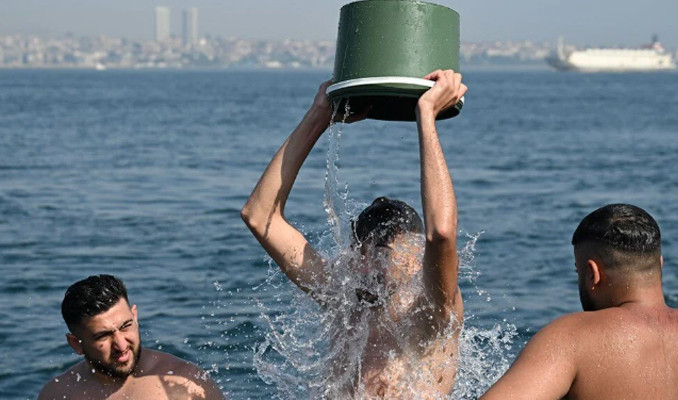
[326,0,463,121]
[326,76,465,110]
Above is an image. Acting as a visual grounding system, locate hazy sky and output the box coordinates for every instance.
[2,0,678,48]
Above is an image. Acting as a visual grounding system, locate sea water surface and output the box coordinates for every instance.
[0,69,677,399]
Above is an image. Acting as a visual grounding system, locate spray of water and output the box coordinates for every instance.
[252,101,517,399]
[323,99,353,247]
[451,233,518,399]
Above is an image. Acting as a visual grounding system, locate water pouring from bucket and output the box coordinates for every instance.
[327,0,465,121]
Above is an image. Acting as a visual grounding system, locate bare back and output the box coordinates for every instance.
[566,305,678,400]
[482,304,678,400]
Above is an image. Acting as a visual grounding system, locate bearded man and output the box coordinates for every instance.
[38,274,225,400]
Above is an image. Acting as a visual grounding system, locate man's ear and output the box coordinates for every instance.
[131,304,138,323]
[66,333,83,355]
[587,259,602,286]
[660,255,664,269]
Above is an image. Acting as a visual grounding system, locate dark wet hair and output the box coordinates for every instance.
[352,197,424,247]
[572,204,661,270]
[61,274,129,332]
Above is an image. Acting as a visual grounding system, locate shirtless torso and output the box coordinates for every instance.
[482,204,675,400]
[482,302,678,400]
[358,292,463,399]
[38,349,225,400]
[322,274,463,399]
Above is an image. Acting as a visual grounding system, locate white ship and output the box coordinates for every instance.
[546,35,676,72]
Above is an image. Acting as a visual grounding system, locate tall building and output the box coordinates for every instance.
[155,6,171,42]
[182,8,199,46]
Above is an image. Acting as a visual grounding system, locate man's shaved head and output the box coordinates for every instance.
[572,204,662,274]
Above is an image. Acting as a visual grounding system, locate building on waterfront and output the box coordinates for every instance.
[182,8,198,46]
[155,6,171,42]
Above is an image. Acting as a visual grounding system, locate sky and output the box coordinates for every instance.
[2,0,678,48]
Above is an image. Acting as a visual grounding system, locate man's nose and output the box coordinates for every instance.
[112,331,128,351]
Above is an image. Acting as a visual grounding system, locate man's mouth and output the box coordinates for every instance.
[114,349,131,363]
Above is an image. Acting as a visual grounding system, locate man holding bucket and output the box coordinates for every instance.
[241,69,467,398]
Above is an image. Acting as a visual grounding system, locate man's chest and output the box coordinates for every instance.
[358,332,458,397]
[107,376,205,400]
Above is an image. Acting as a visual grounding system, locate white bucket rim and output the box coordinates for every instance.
[326,76,465,107]
[326,76,435,94]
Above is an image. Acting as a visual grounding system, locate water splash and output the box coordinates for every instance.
[323,99,353,247]
[450,231,518,398]
[253,105,517,399]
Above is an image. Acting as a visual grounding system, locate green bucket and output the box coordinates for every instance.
[327,0,463,121]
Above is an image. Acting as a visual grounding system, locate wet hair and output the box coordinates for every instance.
[572,204,661,270]
[61,274,130,332]
[352,197,424,247]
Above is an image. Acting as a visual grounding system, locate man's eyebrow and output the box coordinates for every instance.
[91,328,114,339]
[91,318,134,338]
[119,318,134,328]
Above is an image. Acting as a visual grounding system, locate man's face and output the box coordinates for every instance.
[366,235,422,284]
[69,298,141,378]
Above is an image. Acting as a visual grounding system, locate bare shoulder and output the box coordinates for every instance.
[534,312,588,335]
[38,374,70,400]
[542,307,645,330]
[480,314,583,399]
[523,313,586,352]
[142,349,226,400]
[37,362,87,400]
[568,306,667,333]
[519,311,616,361]
[535,307,673,354]
[533,310,623,343]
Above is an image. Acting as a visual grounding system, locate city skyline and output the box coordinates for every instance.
[0,33,561,70]
[1,1,678,49]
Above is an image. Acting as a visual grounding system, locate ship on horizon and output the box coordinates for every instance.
[546,35,676,72]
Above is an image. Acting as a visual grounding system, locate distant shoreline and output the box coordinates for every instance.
[0,64,554,72]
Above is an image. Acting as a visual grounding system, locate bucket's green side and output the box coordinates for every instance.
[333,0,460,81]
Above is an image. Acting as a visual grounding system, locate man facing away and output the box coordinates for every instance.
[241,70,467,398]
[38,274,225,400]
[482,204,677,400]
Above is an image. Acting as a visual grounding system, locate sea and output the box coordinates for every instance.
[0,68,677,399]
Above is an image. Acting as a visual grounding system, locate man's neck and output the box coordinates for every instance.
[85,365,130,388]
[604,284,666,309]
[84,347,146,386]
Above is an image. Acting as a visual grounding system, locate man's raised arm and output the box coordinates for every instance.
[416,70,467,321]
[241,81,366,295]
[241,82,333,294]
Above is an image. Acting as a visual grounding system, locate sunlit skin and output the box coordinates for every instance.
[481,242,678,400]
[38,298,226,400]
[352,234,462,398]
